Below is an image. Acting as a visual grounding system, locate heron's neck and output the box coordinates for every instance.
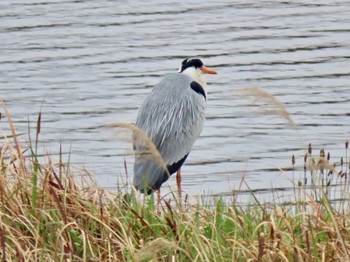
[182,68,208,94]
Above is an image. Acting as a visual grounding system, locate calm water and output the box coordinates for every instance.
[1,0,350,203]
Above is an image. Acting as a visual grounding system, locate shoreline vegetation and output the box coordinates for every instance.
[1,97,350,261]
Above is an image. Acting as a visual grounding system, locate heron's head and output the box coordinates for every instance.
[178,57,217,90]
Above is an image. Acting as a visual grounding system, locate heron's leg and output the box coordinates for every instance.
[176,168,182,200]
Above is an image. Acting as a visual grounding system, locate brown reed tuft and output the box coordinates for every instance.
[240,87,298,130]
[107,122,170,178]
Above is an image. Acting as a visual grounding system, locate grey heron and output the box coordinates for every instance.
[133,57,217,195]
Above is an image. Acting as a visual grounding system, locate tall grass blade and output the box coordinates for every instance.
[0,98,26,174]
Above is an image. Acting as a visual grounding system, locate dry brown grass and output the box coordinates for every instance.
[1,93,350,261]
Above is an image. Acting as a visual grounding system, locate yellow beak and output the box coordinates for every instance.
[200,66,218,75]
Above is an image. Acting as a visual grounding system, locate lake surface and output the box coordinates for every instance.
[1,0,350,203]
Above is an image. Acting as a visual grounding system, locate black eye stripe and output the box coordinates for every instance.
[180,58,203,72]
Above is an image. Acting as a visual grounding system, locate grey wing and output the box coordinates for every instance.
[133,74,206,192]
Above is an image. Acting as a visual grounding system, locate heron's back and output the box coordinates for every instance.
[133,73,206,193]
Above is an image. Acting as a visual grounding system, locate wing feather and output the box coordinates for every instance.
[133,73,206,191]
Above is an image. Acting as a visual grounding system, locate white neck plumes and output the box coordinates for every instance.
[181,67,208,94]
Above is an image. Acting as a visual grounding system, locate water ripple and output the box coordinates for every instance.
[0,0,349,201]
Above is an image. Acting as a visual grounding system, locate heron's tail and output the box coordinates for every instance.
[133,157,170,195]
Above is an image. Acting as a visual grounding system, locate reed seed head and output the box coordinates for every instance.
[308,143,312,154]
[320,149,325,158]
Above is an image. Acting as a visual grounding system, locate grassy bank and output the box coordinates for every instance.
[1,143,350,261]
[1,104,350,261]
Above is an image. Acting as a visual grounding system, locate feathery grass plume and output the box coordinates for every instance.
[135,238,183,261]
[106,122,170,179]
[0,98,26,175]
[240,87,298,131]
[305,149,336,174]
